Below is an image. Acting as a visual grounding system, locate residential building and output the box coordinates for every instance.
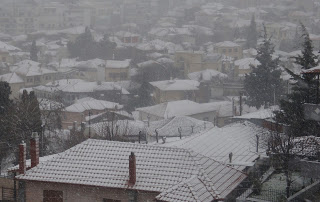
[234,57,260,77]
[214,41,243,60]
[136,100,233,126]
[0,41,21,64]
[11,60,58,88]
[62,97,122,129]
[174,51,235,77]
[149,79,200,104]
[146,116,214,143]
[14,138,247,202]
[174,51,203,76]
[33,79,129,106]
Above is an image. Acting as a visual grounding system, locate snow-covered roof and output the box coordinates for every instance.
[214,41,240,48]
[234,106,278,120]
[165,121,267,166]
[0,41,21,52]
[39,79,130,94]
[148,116,214,138]
[150,79,199,91]
[115,31,140,38]
[12,60,57,76]
[136,39,183,54]
[65,98,122,113]
[8,153,58,172]
[137,100,232,119]
[0,72,24,84]
[76,59,131,69]
[235,58,260,70]
[16,139,246,200]
[188,69,228,81]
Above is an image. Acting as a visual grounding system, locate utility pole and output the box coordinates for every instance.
[239,92,243,116]
[88,111,91,138]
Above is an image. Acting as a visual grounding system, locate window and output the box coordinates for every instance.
[228,48,232,52]
[222,49,226,53]
[43,190,63,202]
[103,199,121,202]
[203,117,209,121]
[2,56,6,62]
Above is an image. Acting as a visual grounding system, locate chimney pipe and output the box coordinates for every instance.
[19,142,26,174]
[30,132,39,168]
[129,152,136,186]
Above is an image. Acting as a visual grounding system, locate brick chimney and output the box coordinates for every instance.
[128,152,136,186]
[19,142,26,174]
[30,132,39,168]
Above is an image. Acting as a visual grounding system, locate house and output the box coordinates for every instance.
[234,57,260,77]
[33,79,129,106]
[147,116,214,143]
[165,121,267,168]
[14,137,247,201]
[11,60,58,87]
[149,79,200,104]
[0,72,24,98]
[0,41,21,64]
[104,59,131,82]
[214,41,243,60]
[62,97,123,129]
[136,100,233,126]
[174,51,235,77]
[174,51,203,76]
[115,31,140,44]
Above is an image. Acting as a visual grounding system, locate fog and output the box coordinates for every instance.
[1,0,320,201]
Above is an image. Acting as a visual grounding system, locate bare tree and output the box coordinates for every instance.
[263,125,319,198]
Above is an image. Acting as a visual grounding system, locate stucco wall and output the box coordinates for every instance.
[25,181,158,202]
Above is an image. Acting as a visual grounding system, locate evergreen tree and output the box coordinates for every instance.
[67,27,97,60]
[0,81,12,169]
[246,15,258,49]
[30,40,38,62]
[244,26,284,108]
[275,23,320,137]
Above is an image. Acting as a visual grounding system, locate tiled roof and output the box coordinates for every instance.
[165,121,266,166]
[16,139,246,201]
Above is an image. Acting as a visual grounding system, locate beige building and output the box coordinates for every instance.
[98,59,131,82]
[11,60,58,88]
[214,41,243,60]
[174,51,234,77]
[149,79,200,104]
[174,51,203,76]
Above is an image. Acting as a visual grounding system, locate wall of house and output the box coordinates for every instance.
[0,51,13,64]
[25,181,159,202]
[215,46,243,60]
[174,52,203,76]
[62,109,109,129]
[153,89,196,104]
[105,68,129,82]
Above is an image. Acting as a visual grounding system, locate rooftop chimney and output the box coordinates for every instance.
[128,152,136,186]
[30,132,39,168]
[19,142,26,174]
